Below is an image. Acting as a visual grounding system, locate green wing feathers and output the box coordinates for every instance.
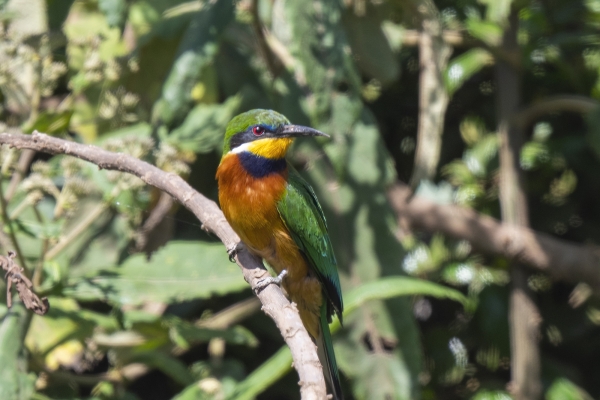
[277,167,344,399]
[276,168,343,321]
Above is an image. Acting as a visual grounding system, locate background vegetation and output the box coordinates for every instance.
[0,0,599,399]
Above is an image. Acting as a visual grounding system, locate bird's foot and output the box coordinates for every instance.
[227,243,242,263]
[254,269,288,293]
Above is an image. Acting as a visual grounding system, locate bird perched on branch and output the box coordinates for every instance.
[216,109,344,399]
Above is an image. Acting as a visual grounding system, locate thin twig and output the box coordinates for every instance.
[0,175,27,271]
[31,205,47,289]
[196,296,261,329]
[0,131,328,400]
[44,202,109,261]
[6,148,35,202]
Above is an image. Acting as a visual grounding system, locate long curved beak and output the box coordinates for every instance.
[279,125,330,138]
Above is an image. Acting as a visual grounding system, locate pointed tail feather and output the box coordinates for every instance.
[316,303,343,400]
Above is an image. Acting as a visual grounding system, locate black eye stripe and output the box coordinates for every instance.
[229,124,279,150]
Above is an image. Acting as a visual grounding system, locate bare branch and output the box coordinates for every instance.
[514,95,600,129]
[496,11,541,399]
[409,0,452,188]
[388,182,600,290]
[0,131,327,399]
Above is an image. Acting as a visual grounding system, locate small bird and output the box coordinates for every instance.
[216,109,344,399]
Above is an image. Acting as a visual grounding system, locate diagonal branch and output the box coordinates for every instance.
[388,182,600,290]
[0,131,327,400]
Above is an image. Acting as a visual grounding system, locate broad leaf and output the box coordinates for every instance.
[0,303,36,400]
[165,95,241,153]
[546,378,594,400]
[445,49,493,96]
[65,241,248,305]
[151,0,235,126]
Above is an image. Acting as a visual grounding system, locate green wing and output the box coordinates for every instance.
[276,167,343,320]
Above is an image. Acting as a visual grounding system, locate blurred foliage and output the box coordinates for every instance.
[0,0,599,399]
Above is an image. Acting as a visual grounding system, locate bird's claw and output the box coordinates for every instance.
[227,244,239,263]
[254,269,288,293]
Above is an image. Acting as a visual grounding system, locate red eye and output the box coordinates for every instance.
[252,126,265,136]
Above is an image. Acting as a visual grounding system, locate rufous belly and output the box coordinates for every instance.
[217,154,323,336]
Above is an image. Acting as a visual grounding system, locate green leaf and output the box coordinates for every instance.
[25,297,99,355]
[0,303,36,400]
[445,49,493,96]
[166,317,258,349]
[98,0,127,27]
[479,0,513,24]
[231,346,293,400]
[65,241,248,305]
[132,351,195,386]
[330,277,470,332]
[546,378,594,400]
[465,17,503,46]
[342,7,400,86]
[151,0,235,126]
[470,389,513,400]
[521,141,550,170]
[166,95,241,153]
[23,110,73,136]
[95,122,152,144]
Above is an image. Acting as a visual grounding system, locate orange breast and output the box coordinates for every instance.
[216,153,288,253]
[216,153,323,337]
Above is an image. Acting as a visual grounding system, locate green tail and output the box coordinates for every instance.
[316,303,343,400]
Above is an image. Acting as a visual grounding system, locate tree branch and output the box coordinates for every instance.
[496,11,541,399]
[0,131,328,400]
[514,95,600,129]
[409,0,452,187]
[387,182,600,290]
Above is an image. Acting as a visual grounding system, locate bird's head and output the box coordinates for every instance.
[222,109,328,159]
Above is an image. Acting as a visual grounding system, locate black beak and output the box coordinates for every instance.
[279,125,330,138]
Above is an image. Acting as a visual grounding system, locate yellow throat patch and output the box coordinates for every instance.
[247,138,294,159]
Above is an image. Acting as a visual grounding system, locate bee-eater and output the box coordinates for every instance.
[216,109,343,399]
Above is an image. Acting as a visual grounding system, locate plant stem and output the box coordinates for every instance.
[196,296,261,329]
[32,206,47,289]
[44,201,109,261]
[0,175,28,271]
[5,149,35,202]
